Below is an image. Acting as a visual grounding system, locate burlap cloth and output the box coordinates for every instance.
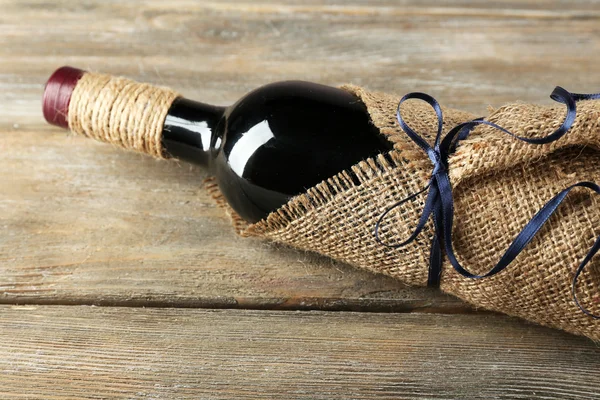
[206,86,600,341]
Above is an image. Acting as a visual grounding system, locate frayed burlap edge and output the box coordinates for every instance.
[204,176,250,236]
[210,84,479,238]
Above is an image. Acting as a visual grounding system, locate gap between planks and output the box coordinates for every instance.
[0,294,482,314]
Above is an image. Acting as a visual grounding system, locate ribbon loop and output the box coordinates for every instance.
[375,87,600,317]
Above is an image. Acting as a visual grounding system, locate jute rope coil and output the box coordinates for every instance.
[68,72,179,158]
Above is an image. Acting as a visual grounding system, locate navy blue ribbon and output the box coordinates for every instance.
[374,87,600,318]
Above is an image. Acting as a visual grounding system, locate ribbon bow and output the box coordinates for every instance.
[374,87,600,318]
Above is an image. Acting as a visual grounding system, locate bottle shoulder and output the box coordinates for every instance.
[221,80,375,145]
[227,80,361,115]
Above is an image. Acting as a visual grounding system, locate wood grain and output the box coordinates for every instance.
[2,0,600,311]
[0,124,467,312]
[1,305,599,400]
[1,1,600,397]
[2,0,600,124]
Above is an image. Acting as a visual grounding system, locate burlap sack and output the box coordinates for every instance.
[207,85,600,341]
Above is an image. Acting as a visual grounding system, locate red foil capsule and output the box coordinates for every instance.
[42,66,85,129]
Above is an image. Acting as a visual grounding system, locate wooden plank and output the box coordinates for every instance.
[1,0,599,310]
[0,305,598,400]
[0,124,466,312]
[2,0,600,123]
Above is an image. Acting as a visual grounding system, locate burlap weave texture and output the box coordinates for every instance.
[208,86,600,340]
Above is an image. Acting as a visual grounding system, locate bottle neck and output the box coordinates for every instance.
[162,98,226,166]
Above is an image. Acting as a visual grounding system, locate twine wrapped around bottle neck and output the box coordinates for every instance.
[67,71,179,158]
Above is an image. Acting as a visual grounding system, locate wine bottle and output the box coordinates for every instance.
[43,67,393,223]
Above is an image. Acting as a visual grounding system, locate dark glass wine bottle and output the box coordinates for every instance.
[43,67,393,223]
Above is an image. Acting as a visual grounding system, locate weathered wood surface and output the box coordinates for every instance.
[0,125,466,312]
[1,0,600,398]
[1,306,599,400]
[3,0,600,311]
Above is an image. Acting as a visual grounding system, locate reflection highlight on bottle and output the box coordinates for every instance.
[228,120,275,177]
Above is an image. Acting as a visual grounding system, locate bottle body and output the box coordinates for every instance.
[163,81,393,223]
